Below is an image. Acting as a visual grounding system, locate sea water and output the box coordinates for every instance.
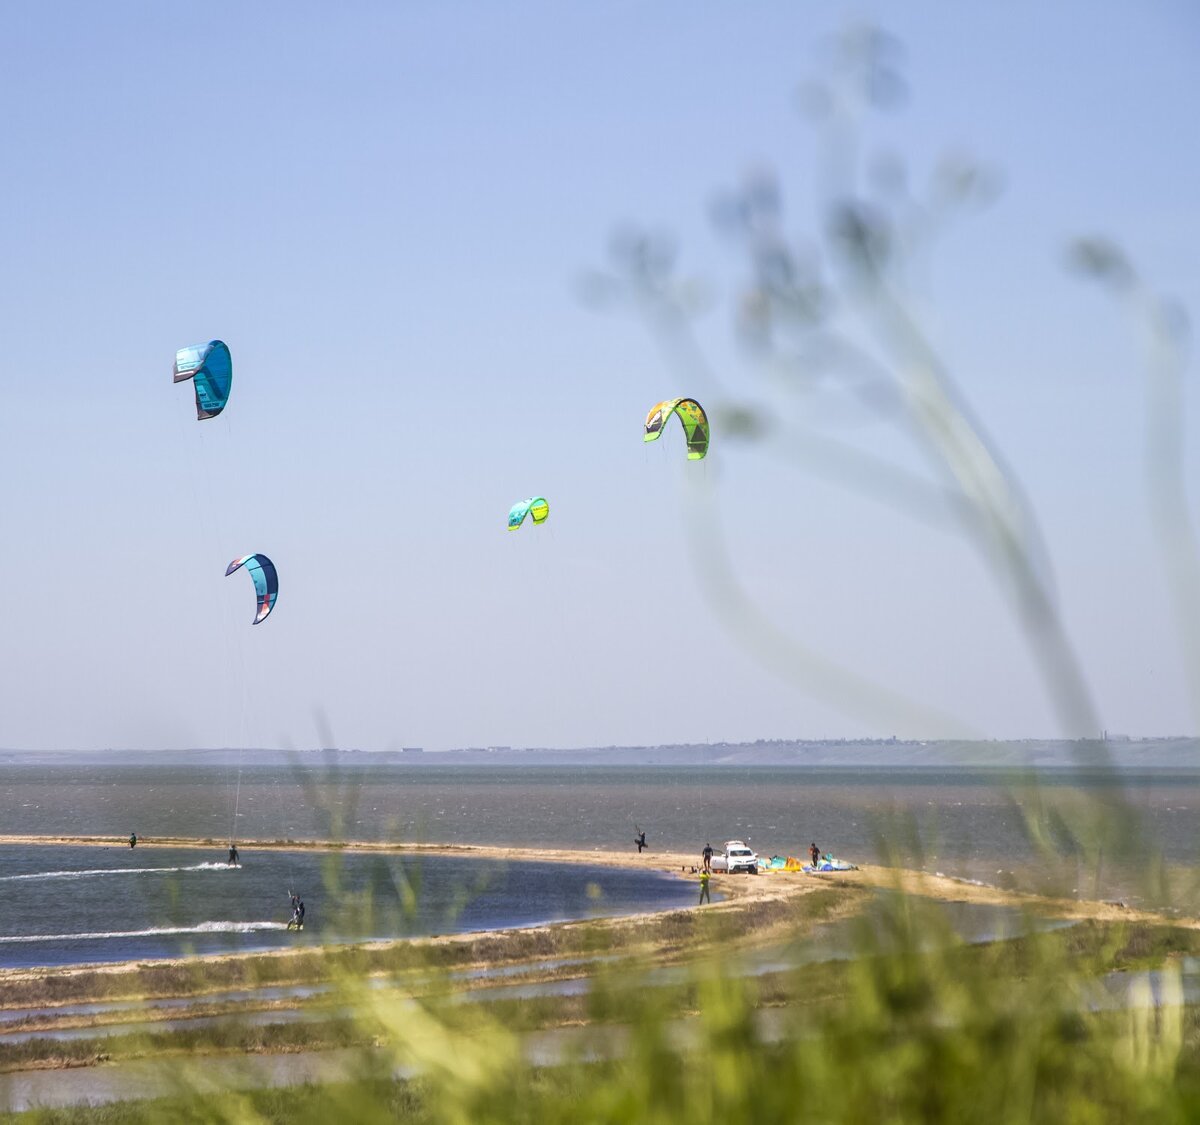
[2,753,1196,860]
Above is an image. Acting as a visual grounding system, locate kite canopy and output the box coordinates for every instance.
[225,553,278,624]
[507,497,550,530]
[174,340,232,420]
[643,397,709,459]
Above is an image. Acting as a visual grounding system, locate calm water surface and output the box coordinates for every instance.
[3,760,1196,854]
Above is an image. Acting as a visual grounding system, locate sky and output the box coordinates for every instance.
[0,2,1197,751]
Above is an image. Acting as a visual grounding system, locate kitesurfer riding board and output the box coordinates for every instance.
[287,894,305,931]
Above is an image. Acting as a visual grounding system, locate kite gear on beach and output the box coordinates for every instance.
[803,857,857,873]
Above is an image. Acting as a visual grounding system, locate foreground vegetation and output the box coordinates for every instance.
[6,899,1200,1124]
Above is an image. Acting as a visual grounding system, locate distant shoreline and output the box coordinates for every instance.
[2,736,1199,770]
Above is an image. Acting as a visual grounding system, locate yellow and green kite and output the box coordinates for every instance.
[643,398,709,460]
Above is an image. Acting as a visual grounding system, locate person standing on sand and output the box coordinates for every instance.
[809,842,820,867]
[702,842,713,872]
[635,827,647,853]
[129,832,137,849]
[699,869,711,905]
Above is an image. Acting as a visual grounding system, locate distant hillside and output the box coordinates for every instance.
[1,737,1196,769]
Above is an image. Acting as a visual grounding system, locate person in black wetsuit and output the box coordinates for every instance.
[129,832,137,849]
[809,842,820,867]
[228,843,239,865]
[635,828,647,854]
[702,842,713,872]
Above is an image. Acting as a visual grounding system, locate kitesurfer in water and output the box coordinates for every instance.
[129,832,137,849]
[228,843,239,865]
[635,827,647,854]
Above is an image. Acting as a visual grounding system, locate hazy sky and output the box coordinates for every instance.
[1,2,1197,751]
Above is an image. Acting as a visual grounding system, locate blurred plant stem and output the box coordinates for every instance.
[1071,240,1200,728]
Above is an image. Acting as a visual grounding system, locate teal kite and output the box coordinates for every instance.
[174,340,232,420]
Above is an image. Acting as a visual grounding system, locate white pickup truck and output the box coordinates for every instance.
[711,840,759,874]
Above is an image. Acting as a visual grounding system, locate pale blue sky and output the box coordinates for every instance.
[1,2,1196,750]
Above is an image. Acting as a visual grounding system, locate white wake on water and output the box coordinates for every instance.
[0,921,290,944]
[0,862,238,882]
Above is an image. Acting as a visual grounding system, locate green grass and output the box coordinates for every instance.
[6,910,1200,1125]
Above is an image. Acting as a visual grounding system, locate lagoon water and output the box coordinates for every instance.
[0,844,694,969]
